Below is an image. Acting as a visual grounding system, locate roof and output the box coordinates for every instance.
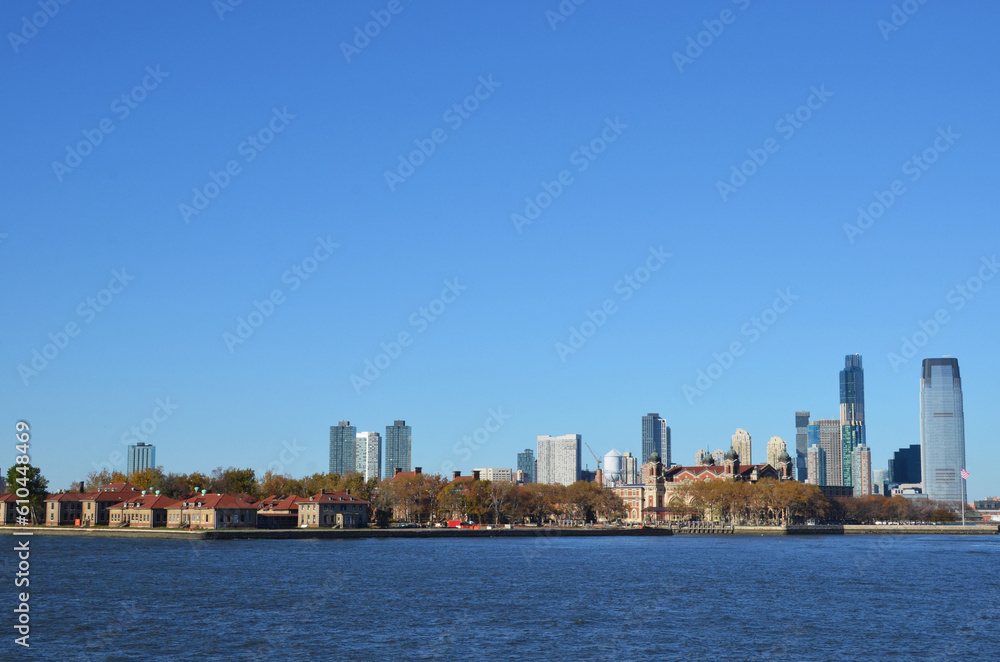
[109,494,181,510]
[257,495,305,512]
[301,491,369,505]
[44,492,88,502]
[173,494,261,510]
[96,483,141,493]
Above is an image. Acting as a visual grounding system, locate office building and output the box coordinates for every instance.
[385,420,412,479]
[889,444,921,484]
[920,358,966,504]
[731,428,752,465]
[537,434,582,486]
[517,449,535,483]
[851,443,872,497]
[621,452,639,485]
[329,421,357,475]
[795,411,810,483]
[127,443,155,476]
[807,444,826,486]
[355,431,382,482]
[810,419,843,486]
[642,413,671,466]
[474,468,513,482]
[767,436,787,469]
[840,354,866,442]
[841,422,863,487]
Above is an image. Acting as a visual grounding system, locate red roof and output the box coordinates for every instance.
[0,494,19,503]
[257,495,305,512]
[302,491,369,505]
[177,494,260,510]
[109,494,181,510]
[44,492,88,502]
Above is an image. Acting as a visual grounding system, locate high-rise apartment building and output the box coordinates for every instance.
[695,449,709,465]
[840,354,866,441]
[920,358,966,504]
[621,452,639,485]
[889,444,921,484]
[517,449,535,483]
[807,444,826,486]
[795,411,810,482]
[712,449,725,466]
[851,443,873,497]
[329,421,357,475]
[642,414,669,466]
[767,437,787,469]
[841,422,863,487]
[731,428,752,465]
[355,431,382,482]
[385,420,412,479]
[127,442,155,476]
[536,434,581,486]
[810,419,843,486]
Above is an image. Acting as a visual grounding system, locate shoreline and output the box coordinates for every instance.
[3,523,996,540]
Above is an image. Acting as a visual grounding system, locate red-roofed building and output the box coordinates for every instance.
[166,493,260,529]
[44,491,87,526]
[80,484,143,526]
[298,490,369,528]
[109,493,180,528]
[256,494,305,529]
[0,494,20,525]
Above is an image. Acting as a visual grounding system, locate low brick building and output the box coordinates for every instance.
[297,490,369,528]
[257,494,305,529]
[0,494,20,524]
[167,493,259,529]
[109,493,180,528]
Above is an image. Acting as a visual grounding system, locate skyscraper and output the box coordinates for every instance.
[731,428,752,465]
[767,436,787,469]
[536,434,581,486]
[807,444,826,486]
[889,444,921,484]
[795,411,810,482]
[355,431,382,482]
[385,420,412,479]
[621,452,639,485]
[841,422,863,487]
[127,442,155,475]
[712,449,725,466]
[851,443,872,497]
[517,449,535,483]
[695,449,709,465]
[811,419,843,486]
[840,354,866,441]
[642,414,669,465]
[329,421,357,475]
[920,358,966,504]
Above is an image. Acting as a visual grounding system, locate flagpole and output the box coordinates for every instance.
[962,476,966,526]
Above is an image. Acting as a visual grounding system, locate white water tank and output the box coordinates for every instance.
[603,448,623,485]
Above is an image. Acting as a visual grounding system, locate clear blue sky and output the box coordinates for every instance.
[3,1,998,499]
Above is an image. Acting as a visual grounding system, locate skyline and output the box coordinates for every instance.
[2,3,998,498]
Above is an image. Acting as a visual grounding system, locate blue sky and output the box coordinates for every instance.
[2,1,998,498]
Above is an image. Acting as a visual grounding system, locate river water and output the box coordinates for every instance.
[15,534,1000,660]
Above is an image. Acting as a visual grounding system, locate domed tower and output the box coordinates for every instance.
[724,448,740,476]
[777,451,793,480]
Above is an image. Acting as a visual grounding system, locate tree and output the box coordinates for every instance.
[209,467,258,496]
[128,467,166,492]
[6,464,48,525]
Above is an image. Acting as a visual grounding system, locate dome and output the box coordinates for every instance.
[725,449,739,461]
[778,451,792,463]
[648,451,661,463]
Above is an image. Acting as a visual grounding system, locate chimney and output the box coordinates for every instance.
[415,467,421,475]
[79,481,85,492]
[394,468,402,477]
[453,471,461,480]
[321,489,326,495]
[472,470,481,481]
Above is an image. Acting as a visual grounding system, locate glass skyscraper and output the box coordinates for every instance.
[329,421,356,475]
[795,411,810,482]
[517,449,535,483]
[127,442,155,476]
[642,413,669,466]
[385,420,412,479]
[840,354,866,443]
[841,422,863,487]
[920,358,966,504]
[889,444,921,484]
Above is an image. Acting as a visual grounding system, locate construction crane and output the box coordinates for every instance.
[584,442,602,471]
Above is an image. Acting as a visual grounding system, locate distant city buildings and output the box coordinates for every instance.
[695,449,709,465]
[889,444,921,484]
[851,443,872,497]
[355,431,382,482]
[807,444,826,486]
[537,434,581,486]
[712,449,725,466]
[920,358,966,504]
[812,419,843,486]
[795,411,810,482]
[516,449,535,483]
[767,436,787,469]
[731,428,752,465]
[329,421,356,475]
[839,354,866,443]
[841,422,863,487]
[621,452,638,485]
[127,442,155,476]
[642,413,670,466]
[474,468,513,482]
[385,420,412,479]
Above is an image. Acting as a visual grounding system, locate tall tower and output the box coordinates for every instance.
[807,444,826,486]
[642,414,669,466]
[795,411,810,482]
[355,431,382,482]
[767,436,787,469]
[517,449,535,483]
[731,428,752,466]
[329,421,356,475]
[851,443,872,497]
[127,442,155,476]
[841,423,863,487]
[384,420,412,479]
[840,354,866,441]
[536,434,582,486]
[920,358,966,504]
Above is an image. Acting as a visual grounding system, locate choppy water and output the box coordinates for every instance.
[13,534,1000,661]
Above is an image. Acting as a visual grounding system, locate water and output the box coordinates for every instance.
[15,534,1000,661]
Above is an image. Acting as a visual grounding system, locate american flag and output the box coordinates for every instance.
[960,468,970,480]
